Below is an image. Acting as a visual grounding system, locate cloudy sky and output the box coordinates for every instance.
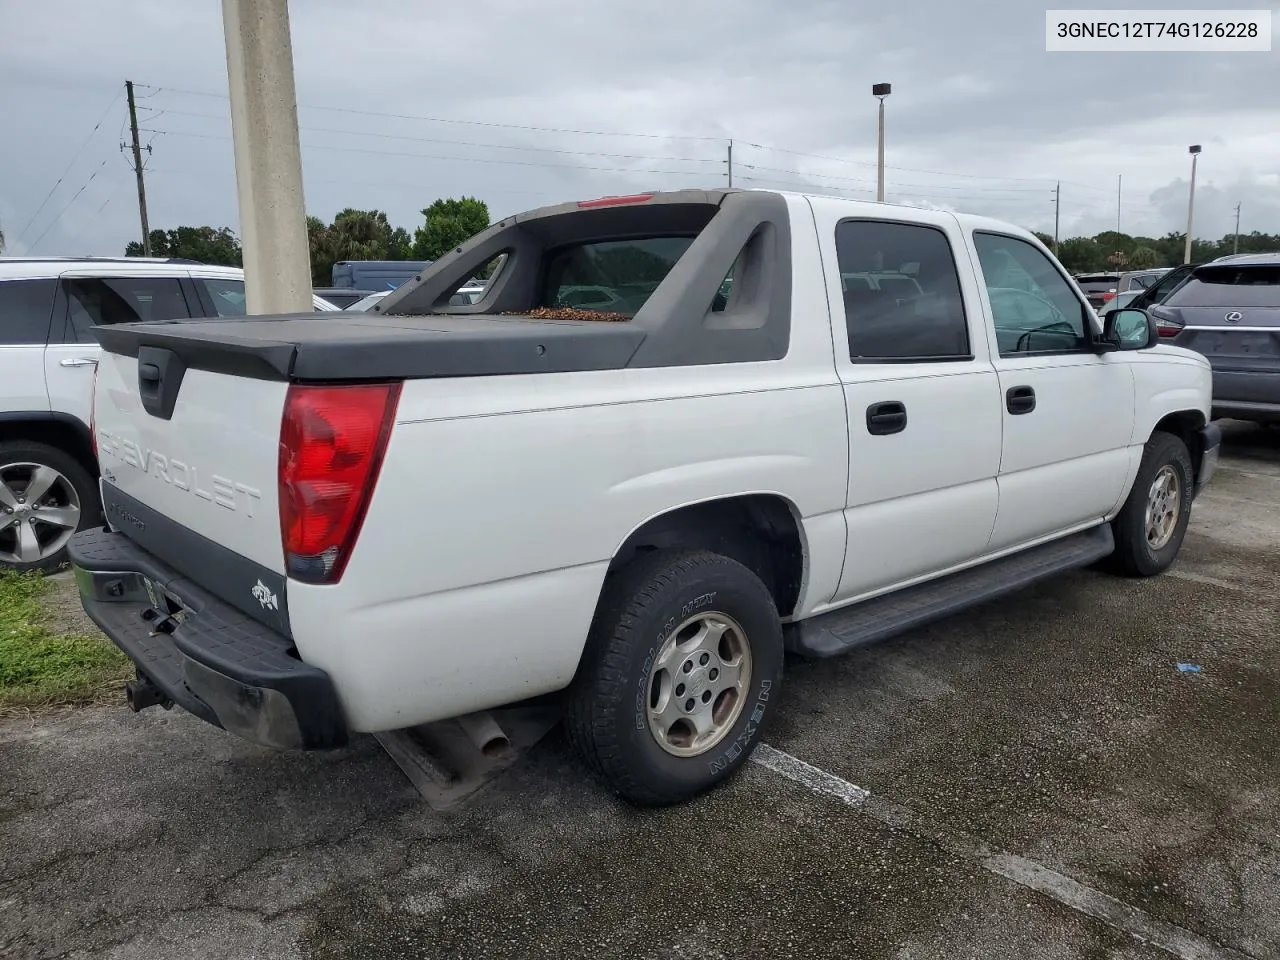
[2,0,1278,258]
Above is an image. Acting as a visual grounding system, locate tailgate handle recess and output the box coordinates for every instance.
[136,346,188,422]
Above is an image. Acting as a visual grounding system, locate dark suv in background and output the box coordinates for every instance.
[1147,253,1280,425]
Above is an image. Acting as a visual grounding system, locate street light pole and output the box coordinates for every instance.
[1183,144,1201,264]
[872,83,891,202]
[221,0,313,315]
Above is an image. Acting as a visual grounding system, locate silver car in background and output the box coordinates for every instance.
[1149,254,1280,424]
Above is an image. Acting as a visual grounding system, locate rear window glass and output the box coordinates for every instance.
[1165,266,1280,308]
[0,278,56,345]
[1076,278,1118,292]
[542,237,693,316]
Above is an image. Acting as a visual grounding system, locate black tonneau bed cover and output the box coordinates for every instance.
[93,313,648,382]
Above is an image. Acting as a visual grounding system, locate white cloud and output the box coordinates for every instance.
[1,0,1276,257]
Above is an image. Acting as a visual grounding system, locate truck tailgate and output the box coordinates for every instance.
[93,348,288,578]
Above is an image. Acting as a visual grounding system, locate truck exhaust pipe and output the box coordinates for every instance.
[456,711,511,758]
[124,674,172,712]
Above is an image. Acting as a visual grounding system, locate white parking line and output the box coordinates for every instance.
[1166,569,1254,594]
[751,744,1254,960]
[749,743,870,807]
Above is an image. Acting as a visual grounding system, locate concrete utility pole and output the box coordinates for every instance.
[1233,202,1241,254]
[1184,144,1201,264]
[727,139,733,188]
[221,0,312,315]
[124,80,152,256]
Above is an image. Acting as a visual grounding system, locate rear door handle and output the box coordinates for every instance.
[1006,385,1036,415]
[59,357,98,368]
[866,400,907,436]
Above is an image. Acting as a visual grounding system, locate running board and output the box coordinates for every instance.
[786,524,1115,659]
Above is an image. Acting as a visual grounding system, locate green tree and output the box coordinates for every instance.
[0,222,5,254]
[1056,236,1104,273]
[1032,231,1056,250]
[1128,246,1160,269]
[306,208,414,286]
[125,226,242,265]
[410,197,490,261]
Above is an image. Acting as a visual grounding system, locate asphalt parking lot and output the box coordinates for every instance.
[2,423,1277,960]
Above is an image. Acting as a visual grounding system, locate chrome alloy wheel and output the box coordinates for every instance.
[645,611,753,757]
[1144,463,1181,550]
[0,463,82,565]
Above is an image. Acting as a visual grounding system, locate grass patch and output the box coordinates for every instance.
[0,570,131,714]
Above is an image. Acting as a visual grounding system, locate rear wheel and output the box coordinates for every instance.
[1108,431,1193,577]
[566,549,783,806]
[0,442,100,573]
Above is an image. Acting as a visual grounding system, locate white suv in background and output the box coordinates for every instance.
[0,257,337,572]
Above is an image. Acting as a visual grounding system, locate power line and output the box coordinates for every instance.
[141,128,717,178]
[738,141,1113,193]
[28,158,111,252]
[63,171,132,249]
[15,91,122,244]
[736,174,1056,208]
[140,108,724,164]
[135,81,1123,198]
[137,82,724,142]
[738,162,1055,196]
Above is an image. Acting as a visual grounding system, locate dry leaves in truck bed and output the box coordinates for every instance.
[502,307,631,322]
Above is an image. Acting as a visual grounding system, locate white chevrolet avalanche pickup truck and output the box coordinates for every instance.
[69,189,1221,806]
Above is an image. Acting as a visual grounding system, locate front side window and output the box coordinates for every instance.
[835,219,970,361]
[62,277,192,343]
[973,233,1091,356]
[542,237,693,316]
[0,278,57,345]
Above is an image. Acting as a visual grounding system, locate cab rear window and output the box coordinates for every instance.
[541,237,694,316]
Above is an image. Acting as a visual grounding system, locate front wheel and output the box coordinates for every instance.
[1108,431,1194,577]
[566,549,784,806]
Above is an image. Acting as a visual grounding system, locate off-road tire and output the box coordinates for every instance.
[1108,431,1194,577]
[565,549,784,806]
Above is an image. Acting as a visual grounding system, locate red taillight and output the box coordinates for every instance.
[1156,320,1184,338]
[577,193,656,208]
[89,364,99,460]
[278,382,401,584]
[1102,291,1116,302]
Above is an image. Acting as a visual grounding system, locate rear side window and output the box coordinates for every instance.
[0,278,57,345]
[542,237,693,316]
[199,277,247,316]
[61,277,193,343]
[835,219,970,361]
[1164,266,1280,308]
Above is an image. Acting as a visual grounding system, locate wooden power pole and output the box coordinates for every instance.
[124,80,152,256]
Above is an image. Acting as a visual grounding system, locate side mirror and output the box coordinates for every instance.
[1100,307,1158,351]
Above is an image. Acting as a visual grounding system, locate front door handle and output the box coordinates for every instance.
[59,357,98,368]
[1006,385,1036,415]
[866,400,907,436]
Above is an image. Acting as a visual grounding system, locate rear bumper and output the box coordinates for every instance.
[1195,422,1223,499]
[1211,369,1280,420]
[68,527,348,750]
